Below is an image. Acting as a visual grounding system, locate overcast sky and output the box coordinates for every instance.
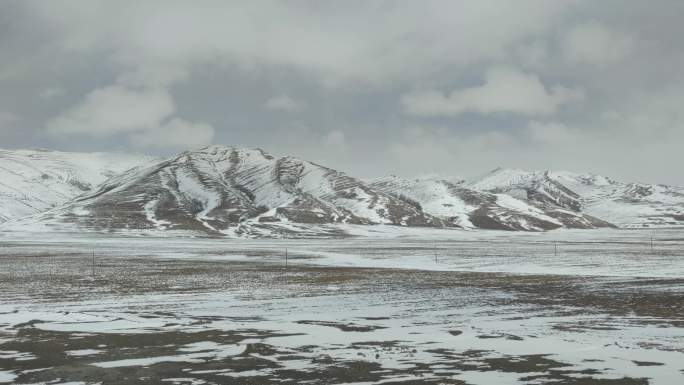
[1,1,683,185]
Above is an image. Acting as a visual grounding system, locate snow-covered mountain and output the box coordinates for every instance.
[549,171,684,228]
[26,146,446,236]
[466,168,684,228]
[0,148,155,223]
[370,174,613,231]
[1,146,682,236]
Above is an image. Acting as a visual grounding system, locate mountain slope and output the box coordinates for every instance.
[0,148,155,223]
[33,146,445,236]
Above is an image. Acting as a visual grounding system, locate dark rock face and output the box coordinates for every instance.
[528,174,583,212]
[468,206,562,231]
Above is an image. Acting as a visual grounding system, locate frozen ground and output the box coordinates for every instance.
[0,228,682,384]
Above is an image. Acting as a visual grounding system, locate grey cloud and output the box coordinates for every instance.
[401,67,584,117]
[562,22,634,66]
[39,87,67,99]
[1,1,684,185]
[0,111,19,128]
[25,1,573,85]
[129,118,215,149]
[265,95,305,112]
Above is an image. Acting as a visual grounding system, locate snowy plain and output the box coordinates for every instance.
[0,227,682,384]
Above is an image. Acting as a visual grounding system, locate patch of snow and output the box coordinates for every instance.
[65,349,103,357]
[0,371,16,384]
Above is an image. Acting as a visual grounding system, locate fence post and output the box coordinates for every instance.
[650,234,654,252]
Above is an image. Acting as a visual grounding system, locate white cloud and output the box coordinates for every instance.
[402,67,584,117]
[45,84,213,149]
[563,22,633,66]
[129,118,214,149]
[46,85,175,136]
[265,94,305,112]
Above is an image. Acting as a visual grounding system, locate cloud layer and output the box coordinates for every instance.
[1,1,684,185]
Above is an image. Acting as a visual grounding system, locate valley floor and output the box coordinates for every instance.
[0,229,682,384]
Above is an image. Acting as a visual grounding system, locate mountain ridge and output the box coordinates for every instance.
[1,145,682,236]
